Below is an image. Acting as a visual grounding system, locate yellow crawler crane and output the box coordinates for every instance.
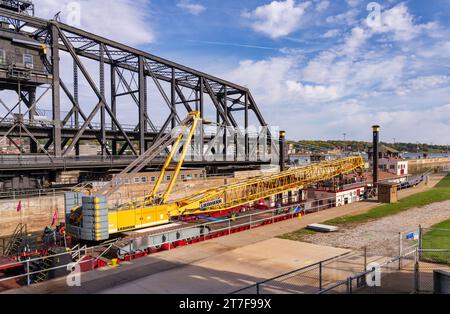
[105,157,364,235]
[168,156,364,217]
[65,111,365,240]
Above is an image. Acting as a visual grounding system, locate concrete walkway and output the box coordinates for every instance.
[4,173,446,294]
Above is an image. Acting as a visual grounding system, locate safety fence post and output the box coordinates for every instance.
[414,248,420,294]
[364,246,367,271]
[418,225,423,261]
[319,261,323,291]
[399,232,403,270]
[26,259,30,286]
[347,277,352,294]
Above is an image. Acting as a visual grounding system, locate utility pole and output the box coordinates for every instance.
[342,133,347,153]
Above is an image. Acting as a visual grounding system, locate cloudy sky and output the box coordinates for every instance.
[35,0,450,144]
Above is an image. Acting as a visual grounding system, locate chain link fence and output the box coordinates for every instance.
[415,251,450,293]
[233,251,368,294]
[415,226,450,293]
[232,226,450,294]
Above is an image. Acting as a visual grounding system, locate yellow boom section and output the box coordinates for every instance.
[106,157,364,234]
[168,156,365,217]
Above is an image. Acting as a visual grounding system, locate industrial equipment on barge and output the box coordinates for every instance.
[64,112,365,248]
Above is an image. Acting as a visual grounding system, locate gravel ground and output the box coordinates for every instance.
[302,200,450,257]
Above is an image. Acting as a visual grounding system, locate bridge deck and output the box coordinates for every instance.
[0,155,269,172]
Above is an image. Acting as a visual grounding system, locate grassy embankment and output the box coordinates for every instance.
[422,219,450,264]
[280,174,450,242]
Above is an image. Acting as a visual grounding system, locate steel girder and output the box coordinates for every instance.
[0,8,269,161]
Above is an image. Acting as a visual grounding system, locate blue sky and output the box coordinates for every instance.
[37,0,450,144]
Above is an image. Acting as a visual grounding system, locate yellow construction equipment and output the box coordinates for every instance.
[65,112,365,240]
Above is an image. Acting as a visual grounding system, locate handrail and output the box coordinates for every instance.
[93,244,114,264]
[231,251,354,294]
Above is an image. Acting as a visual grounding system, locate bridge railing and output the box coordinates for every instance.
[0,154,140,165]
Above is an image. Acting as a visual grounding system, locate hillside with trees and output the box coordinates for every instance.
[289,140,450,154]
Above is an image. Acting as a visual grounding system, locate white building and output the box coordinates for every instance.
[380,159,408,176]
[306,185,369,210]
[369,144,409,176]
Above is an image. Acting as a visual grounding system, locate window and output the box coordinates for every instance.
[124,179,130,185]
[23,54,33,69]
[134,177,140,184]
[0,49,5,65]
[141,177,147,183]
[181,175,185,180]
[151,176,156,182]
[166,175,171,181]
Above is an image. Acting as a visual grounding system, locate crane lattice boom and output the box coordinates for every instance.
[167,156,364,216]
[65,112,365,240]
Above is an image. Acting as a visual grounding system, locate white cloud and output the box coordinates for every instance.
[315,0,330,12]
[326,8,359,26]
[416,41,450,58]
[286,80,341,102]
[221,2,450,144]
[340,26,369,55]
[370,2,438,42]
[36,0,155,45]
[224,56,341,105]
[242,0,311,39]
[321,103,450,144]
[177,0,206,16]
[345,0,360,7]
[321,29,340,38]
[396,75,450,95]
[408,75,450,90]
[225,57,296,105]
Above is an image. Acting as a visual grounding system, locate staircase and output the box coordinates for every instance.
[30,255,54,283]
[3,223,27,257]
[72,181,93,193]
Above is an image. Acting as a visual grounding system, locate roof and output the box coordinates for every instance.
[369,144,399,154]
[364,171,408,182]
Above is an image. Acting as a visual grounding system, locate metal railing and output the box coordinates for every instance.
[231,252,357,294]
[0,194,356,288]
[0,202,308,288]
[231,226,426,294]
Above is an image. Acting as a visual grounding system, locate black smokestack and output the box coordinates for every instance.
[280,131,286,172]
[372,125,380,189]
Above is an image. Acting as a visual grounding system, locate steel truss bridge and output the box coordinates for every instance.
[0,7,275,175]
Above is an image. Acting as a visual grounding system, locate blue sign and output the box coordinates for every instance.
[406,232,418,240]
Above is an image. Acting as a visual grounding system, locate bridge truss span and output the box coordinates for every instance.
[0,8,271,167]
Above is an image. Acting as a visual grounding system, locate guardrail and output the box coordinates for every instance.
[0,200,327,289]
[231,252,356,294]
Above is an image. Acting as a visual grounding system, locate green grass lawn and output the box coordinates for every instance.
[279,174,450,242]
[324,174,450,226]
[421,219,450,264]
